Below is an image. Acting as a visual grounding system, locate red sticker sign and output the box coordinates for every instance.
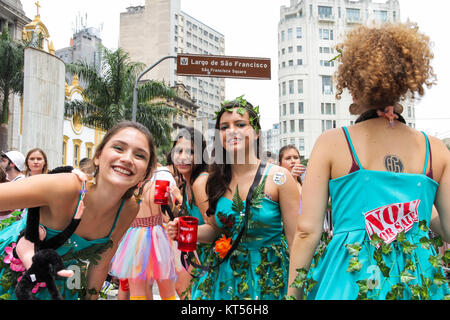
[364,199,420,246]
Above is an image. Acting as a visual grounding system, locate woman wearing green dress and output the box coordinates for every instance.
[0,121,156,300]
[167,97,300,300]
[288,23,450,300]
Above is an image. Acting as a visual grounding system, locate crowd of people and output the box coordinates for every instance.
[0,22,448,300]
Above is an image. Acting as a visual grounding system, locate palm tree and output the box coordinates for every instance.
[0,28,24,152]
[65,46,176,147]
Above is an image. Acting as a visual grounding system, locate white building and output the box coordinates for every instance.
[262,123,280,155]
[119,0,225,130]
[278,0,415,159]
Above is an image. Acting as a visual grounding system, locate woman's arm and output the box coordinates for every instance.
[434,138,450,242]
[84,199,139,300]
[192,174,210,223]
[275,166,301,249]
[287,133,332,299]
[0,173,80,212]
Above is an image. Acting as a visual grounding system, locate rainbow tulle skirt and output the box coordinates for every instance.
[110,222,177,282]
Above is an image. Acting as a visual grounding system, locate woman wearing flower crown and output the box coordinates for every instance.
[167,96,300,300]
[287,23,450,300]
[0,121,156,299]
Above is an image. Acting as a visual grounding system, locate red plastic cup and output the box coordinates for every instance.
[154,180,170,205]
[177,216,199,252]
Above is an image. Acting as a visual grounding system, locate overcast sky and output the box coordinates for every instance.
[21,0,450,138]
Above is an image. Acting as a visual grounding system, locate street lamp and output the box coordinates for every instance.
[132,55,177,122]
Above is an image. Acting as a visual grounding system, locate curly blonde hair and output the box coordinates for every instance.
[335,22,436,112]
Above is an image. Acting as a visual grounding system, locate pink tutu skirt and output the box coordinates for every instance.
[110,216,177,282]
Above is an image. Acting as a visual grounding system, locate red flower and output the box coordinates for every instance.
[215,235,232,259]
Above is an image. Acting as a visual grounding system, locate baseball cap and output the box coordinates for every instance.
[1,150,26,172]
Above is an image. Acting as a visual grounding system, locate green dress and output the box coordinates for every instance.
[0,187,124,300]
[192,164,289,300]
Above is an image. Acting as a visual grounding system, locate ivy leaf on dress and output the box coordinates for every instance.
[347,257,362,273]
[345,242,362,257]
[428,254,443,269]
[419,220,429,232]
[419,237,432,250]
[433,273,449,287]
[401,241,417,255]
[400,270,416,284]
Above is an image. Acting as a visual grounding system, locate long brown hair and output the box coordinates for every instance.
[25,148,48,176]
[206,99,261,217]
[93,121,156,200]
[279,144,302,185]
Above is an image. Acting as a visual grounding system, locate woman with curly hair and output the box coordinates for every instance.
[288,23,450,300]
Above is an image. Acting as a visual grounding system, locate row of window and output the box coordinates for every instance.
[280,45,336,56]
[184,19,221,44]
[62,139,93,168]
[281,138,305,152]
[281,102,337,117]
[280,76,333,96]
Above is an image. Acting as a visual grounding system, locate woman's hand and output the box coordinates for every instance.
[169,184,183,211]
[167,217,179,240]
[291,164,306,178]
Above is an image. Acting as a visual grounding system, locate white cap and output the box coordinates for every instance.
[2,150,26,172]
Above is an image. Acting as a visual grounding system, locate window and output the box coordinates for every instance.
[321,103,336,115]
[322,76,333,94]
[298,119,304,132]
[288,46,293,53]
[298,102,304,114]
[319,29,334,40]
[288,28,293,40]
[282,48,285,55]
[73,139,82,168]
[298,80,304,94]
[346,8,361,21]
[289,80,294,94]
[320,60,335,67]
[283,121,287,134]
[290,103,295,115]
[282,82,286,96]
[374,10,387,22]
[281,31,285,41]
[318,6,332,18]
[297,45,302,52]
[321,120,336,132]
[296,27,302,39]
[62,136,69,165]
[408,106,412,117]
[85,142,94,159]
[283,104,287,116]
[290,120,295,133]
[297,59,303,66]
[288,60,294,67]
[299,139,305,151]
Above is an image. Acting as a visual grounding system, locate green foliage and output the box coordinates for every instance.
[65,46,176,148]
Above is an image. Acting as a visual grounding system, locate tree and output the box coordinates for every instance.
[65,46,176,148]
[0,28,24,152]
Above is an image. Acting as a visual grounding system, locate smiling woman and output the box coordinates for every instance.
[167,97,300,300]
[0,121,157,300]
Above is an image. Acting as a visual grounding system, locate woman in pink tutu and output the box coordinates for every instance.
[109,169,181,300]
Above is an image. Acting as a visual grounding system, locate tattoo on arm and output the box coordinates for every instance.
[384,155,404,173]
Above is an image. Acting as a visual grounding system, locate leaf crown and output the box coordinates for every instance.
[213,95,261,133]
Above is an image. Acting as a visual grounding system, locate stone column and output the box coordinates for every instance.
[21,47,65,170]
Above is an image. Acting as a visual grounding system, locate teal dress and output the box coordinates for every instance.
[192,164,290,300]
[304,127,449,300]
[0,184,124,300]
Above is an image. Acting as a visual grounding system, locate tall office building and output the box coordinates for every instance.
[56,27,103,84]
[278,0,415,159]
[120,0,225,125]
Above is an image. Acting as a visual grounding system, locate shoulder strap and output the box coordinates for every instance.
[421,131,433,178]
[343,127,363,171]
[106,200,126,238]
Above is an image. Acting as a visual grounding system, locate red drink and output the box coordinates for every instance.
[177,216,199,252]
[154,180,170,205]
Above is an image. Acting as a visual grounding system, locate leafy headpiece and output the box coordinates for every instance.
[213,95,261,133]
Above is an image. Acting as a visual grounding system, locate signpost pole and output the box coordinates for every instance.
[132,55,177,122]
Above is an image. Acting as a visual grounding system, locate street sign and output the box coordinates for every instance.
[176,54,271,80]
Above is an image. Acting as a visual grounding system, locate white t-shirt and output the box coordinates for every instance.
[150,166,177,186]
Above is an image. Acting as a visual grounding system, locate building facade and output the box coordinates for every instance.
[262,123,280,156]
[119,0,225,132]
[278,0,415,159]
